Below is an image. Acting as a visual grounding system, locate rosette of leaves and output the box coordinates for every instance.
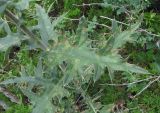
[0,1,150,113]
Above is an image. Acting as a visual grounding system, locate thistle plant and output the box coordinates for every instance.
[0,0,151,113]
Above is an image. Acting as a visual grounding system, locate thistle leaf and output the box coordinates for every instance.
[15,0,29,10]
[36,5,58,45]
[125,63,150,74]
[113,23,140,49]
[0,0,9,13]
[0,35,20,52]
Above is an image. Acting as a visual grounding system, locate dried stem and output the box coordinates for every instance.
[72,2,119,9]
[100,15,160,38]
[101,76,159,86]
[133,76,160,98]
[73,3,103,7]
[62,17,112,30]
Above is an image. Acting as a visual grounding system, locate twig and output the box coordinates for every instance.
[72,2,119,9]
[133,76,160,98]
[73,3,103,7]
[100,16,129,26]
[63,17,80,21]
[62,17,112,30]
[138,29,160,37]
[100,15,160,38]
[90,21,111,30]
[100,76,158,86]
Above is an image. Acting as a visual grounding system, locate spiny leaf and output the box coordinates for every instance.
[0,100,8,110]
[36,5,58,45]
[107,62,150,74]
[50,41,149,78]
[93,65,103,82]
[0,76,44,85]
[0,35,20,52]
[32,85,69,113]
[32,96,56,113]
[15,0,29,10]
[34,59,43,78]
[52,12,67,29]
[0,0,9,13]
[125,63,150,74]
[20,88,38,104]
[111,19,118,33]
[113,23,140,49]
[76,16,88,46]
[0,4,6,14]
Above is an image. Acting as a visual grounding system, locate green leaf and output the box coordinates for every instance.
[117,7,126,15]
[32,86,69,113]
[125,63,150,74]
[52,12,67,29]
[111,19,118,33]
[76,16,88,46]
[3,21,11,34]
[0,76,43,85]
[36,5,58,45]
[0,35,20,51]
[34,59,43,78]
[50,40,149,83]
[0,100,8,110]
[99,104,114,113]
[0,0,9,14]
[15,0,29,10]
[66,46,121,67]
[113,23,140,49]
[0,4,6,14]
[108,62,150,74]
[93,65,103,82]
